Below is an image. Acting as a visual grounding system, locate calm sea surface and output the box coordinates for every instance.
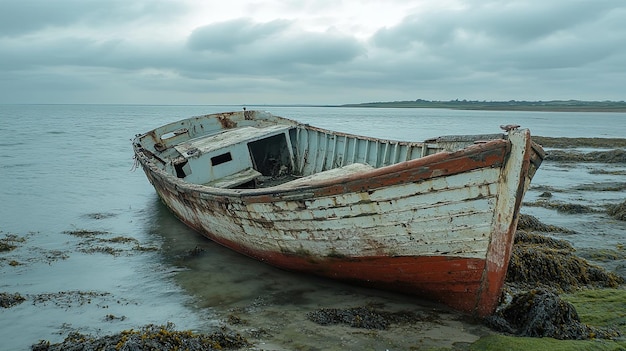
[1,105,625,350]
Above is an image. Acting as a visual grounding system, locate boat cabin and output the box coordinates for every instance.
[171,125,295,188]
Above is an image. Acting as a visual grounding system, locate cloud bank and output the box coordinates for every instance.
[0,0,624,104]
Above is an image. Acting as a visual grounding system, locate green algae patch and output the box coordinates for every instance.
[563,289,626,334]
[470,334,626,351]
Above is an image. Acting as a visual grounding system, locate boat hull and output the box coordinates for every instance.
[133,111,543,317]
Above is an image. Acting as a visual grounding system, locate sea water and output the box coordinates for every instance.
[1,105,624,350]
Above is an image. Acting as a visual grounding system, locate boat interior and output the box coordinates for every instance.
[137,113,506,190]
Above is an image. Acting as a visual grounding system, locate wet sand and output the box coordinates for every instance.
[2,136,625,350]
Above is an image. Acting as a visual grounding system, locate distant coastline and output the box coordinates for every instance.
[338,99,626,112]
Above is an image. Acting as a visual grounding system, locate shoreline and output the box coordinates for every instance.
[336,100,626,113]
[532,136,626,148]
[338,106,626,113]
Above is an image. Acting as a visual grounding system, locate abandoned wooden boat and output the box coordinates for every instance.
[132,110,545,317]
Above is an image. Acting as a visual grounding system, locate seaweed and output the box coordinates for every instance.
[507,231,624,292]
[0,292,26,308]
[307,306,437,330]
[523,201,597,214]
[576,247,626,262]
[0,233,26,252]
[491,226,626,341]
[532,137,626,149]
[574,182,626,192]
[607,200,626,221]
[31,323,249,351]
[517,214,576,233]
[546,149,626,163]
[486,289,620,340]
[0,241,17,252]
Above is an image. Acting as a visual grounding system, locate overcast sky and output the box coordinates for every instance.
[1,0,624,105]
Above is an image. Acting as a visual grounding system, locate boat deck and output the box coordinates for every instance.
[267,163,375,189]
[205,163,376,189]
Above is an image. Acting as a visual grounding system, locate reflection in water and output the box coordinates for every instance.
[147,195,353,307]
[145,197,488,350]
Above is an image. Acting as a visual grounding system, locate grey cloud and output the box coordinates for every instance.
[0,17,365,83]
[372,1,623,49]
[256,31,365,66]
[0,1,82,36]
[467,1,620,43]
[187,18,291,52]
[370,1,626,74]
[0,0,188,37]
[0,36,127,71]
[371,12,456,50]
[184,19,365,75]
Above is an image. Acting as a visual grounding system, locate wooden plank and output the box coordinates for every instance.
[274,163,375,189]
[205,168,262,188]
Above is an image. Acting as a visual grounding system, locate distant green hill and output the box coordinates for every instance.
[339,99,626,112]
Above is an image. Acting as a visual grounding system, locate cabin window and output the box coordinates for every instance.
[211,152,233,166]
[174,159,189,178]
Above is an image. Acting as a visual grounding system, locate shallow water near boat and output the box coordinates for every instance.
[1,105,624,350]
